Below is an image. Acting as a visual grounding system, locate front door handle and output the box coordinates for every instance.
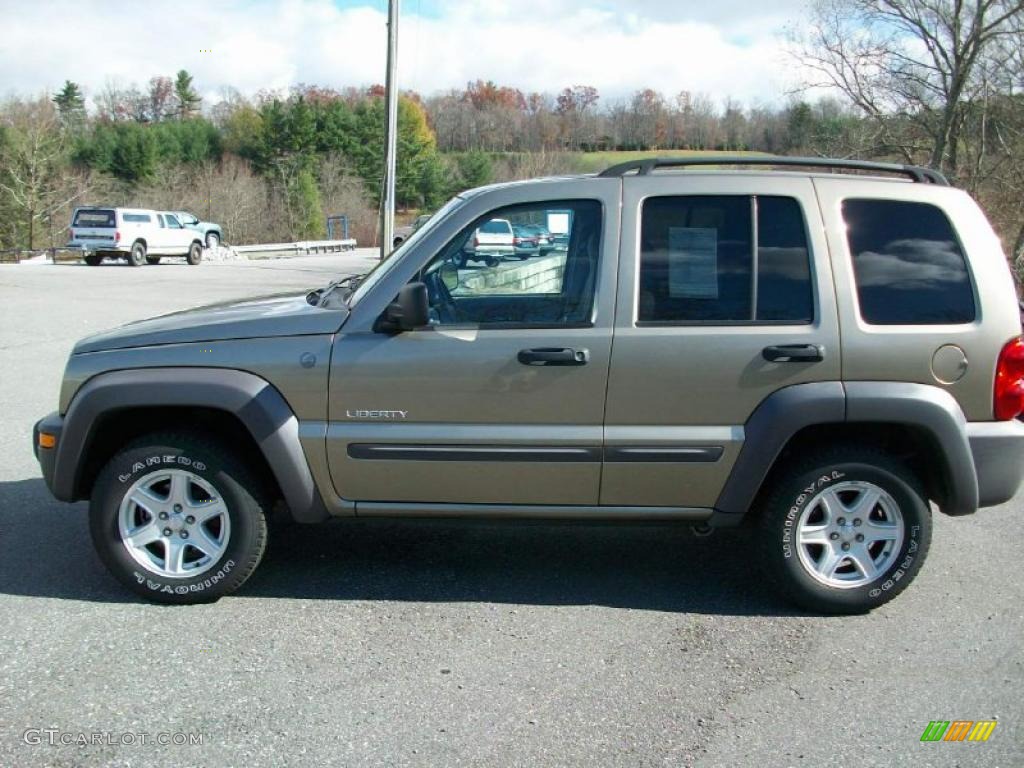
[517,347,589,366]
[762,344,824,363]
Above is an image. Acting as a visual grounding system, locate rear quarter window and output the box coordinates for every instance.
[73,210,115,227]
[122,213,152,223]
[843,199,975,325]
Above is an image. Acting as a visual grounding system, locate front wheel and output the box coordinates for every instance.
[89,432,269,603]
[757,448,931,614]
[187,242,203,265]
[206,232,220,250]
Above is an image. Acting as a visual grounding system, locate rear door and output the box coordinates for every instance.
[601,174,841,508]
[326,181,620,508]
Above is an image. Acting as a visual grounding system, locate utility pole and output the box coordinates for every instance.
[380,0,400,260]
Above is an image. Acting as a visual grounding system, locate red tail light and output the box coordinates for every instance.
[994,336,1024,420]
[67,228,73,241]
[114,230,121,243]
[473,236,479,248]
[513,237,522,245]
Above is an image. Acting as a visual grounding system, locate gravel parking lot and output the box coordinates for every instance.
[1,254,1021,767]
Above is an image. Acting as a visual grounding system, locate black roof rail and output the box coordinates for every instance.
[597,155,949,185]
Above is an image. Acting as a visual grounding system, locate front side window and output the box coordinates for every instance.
[418,199,602,328]
[843,199,975,325]
[638,195,813,324]
[164,214,182,229]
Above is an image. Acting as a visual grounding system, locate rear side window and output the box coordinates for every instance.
[638,195,813,324]
[843,199,975,325]
[122,213,151,223]
[73,209,115,227]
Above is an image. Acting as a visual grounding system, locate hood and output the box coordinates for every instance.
[73,293,349,354]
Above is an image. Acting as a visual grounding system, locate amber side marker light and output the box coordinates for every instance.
[38,433,57,449]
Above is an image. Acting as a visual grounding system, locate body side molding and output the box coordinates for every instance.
[52,367,329,523]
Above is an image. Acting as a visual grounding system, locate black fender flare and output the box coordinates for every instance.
[52,367,329,523]
[713,381,977,520]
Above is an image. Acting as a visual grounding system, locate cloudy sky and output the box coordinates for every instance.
[0,0,814,106]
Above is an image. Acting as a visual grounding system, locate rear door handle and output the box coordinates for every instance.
[762,344,824,363]
[518,347,589,366]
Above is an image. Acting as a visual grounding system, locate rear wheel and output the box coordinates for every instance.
[485,255,499,267]
[186,241,203,265]
[145,255,161,265]
[128,241,146,267]
[84,254,102,266]
[89,432,269,603]
[757,447,931,614]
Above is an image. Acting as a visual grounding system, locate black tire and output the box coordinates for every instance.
[186,241,203,265]
[89,431,269,604]
[485,255,499,267]
[84,254,102,266]
[393,237,404,249]
[128,241,146,267]
[757,447,931,614]
[458,253,469,269]
[145,255,161,265]
[206,232,220,250]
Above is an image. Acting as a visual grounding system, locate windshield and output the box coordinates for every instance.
[347,194,466,307]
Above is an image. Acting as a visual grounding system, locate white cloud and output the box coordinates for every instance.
[0,0,814,107]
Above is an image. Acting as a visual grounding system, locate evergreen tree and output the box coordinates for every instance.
[52,80,86,130]
[174,70,201,119]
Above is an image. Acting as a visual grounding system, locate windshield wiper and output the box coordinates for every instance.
[306,273,365,307]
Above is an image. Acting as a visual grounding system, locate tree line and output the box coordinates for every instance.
[1,0,1022,266]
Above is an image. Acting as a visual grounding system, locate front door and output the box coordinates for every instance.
[327,187,621,507]
[601,175,841,508]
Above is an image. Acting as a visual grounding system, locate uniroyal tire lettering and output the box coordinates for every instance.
[131,560,235,595]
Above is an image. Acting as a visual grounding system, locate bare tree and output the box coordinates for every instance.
[792,0,1024,176]
[0,98,82,249]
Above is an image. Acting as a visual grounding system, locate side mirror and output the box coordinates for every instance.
[377,282,430,333]
[440,261,459,292]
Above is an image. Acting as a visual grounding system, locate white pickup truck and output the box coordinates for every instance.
[68,207,206,266]
[460,217,515,267]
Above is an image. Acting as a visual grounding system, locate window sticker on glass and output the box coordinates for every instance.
[668,227,719,299]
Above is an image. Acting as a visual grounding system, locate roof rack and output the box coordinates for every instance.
[597,155,949,185]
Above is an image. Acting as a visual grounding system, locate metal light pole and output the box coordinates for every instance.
[380,0,400,260]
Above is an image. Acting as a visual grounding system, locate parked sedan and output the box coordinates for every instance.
[512,226,540,259]
[524,224,555,254]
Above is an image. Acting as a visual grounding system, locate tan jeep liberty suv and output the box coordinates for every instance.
[34,156,1024,613]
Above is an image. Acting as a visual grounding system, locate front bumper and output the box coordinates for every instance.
[33,412,64,497]
[968,419,1024,508]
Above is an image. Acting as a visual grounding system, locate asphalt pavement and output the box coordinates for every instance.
[0,254,1020,767]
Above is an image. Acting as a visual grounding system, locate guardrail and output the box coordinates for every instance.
[1,239,359,264]
[233,239,357,255]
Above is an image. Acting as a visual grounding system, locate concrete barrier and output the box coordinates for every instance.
[459,252,566,294]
